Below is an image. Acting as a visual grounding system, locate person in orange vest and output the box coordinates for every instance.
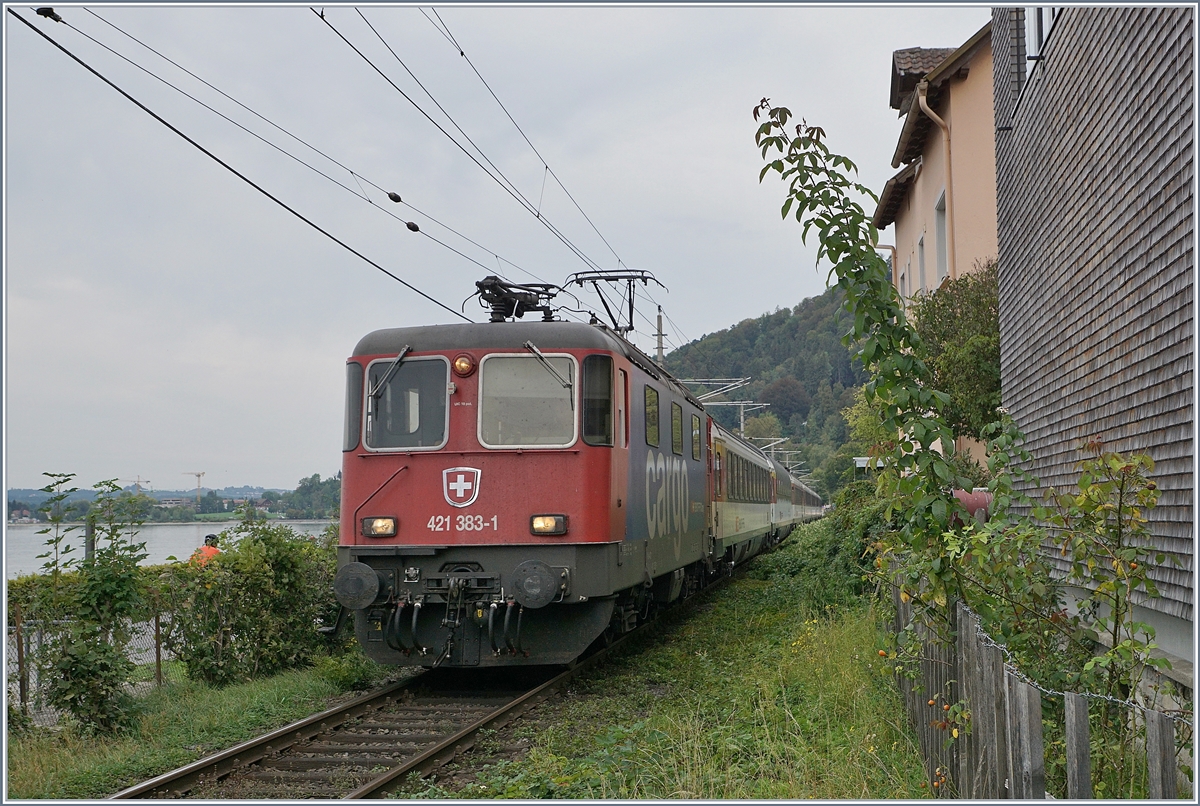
[191,533,221,565]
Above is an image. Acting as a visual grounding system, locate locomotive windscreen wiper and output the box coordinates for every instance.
[523,340,575,409]
[367,345,411,419]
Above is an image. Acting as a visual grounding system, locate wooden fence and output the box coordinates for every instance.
[892,591,1190,798]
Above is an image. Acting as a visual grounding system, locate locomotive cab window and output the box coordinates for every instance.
[582,354,614,446]
[644,386,660,447]
[479,354,577,447]
[364,356,448,450]
[671,403,683,454]
[344,361,364,451]
[691,414,701,460]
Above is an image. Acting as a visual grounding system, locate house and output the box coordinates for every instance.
[873,22,998,302]
[991,7,1194,680]
[873,23,999,463]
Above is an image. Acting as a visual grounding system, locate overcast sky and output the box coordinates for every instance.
[4,3,991,492]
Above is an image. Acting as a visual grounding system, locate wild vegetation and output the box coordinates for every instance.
[754,98,1189,796]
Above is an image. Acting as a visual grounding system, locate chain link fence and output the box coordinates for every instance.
[7,605,186,728]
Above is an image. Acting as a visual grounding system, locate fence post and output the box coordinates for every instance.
[1064,692,1091,799]
[1145,709,1178,799]
[955,604,972,798]
[14,602,28,708]
[1007,676,1045,799]
[154,606,163,688]
[979,638,1008,801]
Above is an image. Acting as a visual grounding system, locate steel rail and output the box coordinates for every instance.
[346,633,618,798]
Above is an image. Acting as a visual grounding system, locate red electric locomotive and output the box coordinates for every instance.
[332,278,821,667]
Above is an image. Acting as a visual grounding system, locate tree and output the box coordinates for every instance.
[280,473,341,519]
[758,376,810,423]
[198,490,226,514]
[743,412,782,440]
[909,258,1001,440]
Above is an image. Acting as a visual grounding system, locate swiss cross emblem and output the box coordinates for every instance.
[442,467,482,508]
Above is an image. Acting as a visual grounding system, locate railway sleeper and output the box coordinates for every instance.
[302,739,431,752]
[243,767,375,782]
[338,722,470,734]
[263,755,403,771]
[314,731,450,744]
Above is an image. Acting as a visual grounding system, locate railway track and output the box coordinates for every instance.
[109,560,751,800]
[110,664,577,799]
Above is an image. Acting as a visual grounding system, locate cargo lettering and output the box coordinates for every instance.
[645,451,691,558]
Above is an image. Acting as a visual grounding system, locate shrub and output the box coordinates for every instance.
[312,641,384,692]
[160,520,336,687]
[750,481,888,608]
[25,477,150,733]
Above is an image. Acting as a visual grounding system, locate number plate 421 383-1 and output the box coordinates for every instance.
[427,514,499,532]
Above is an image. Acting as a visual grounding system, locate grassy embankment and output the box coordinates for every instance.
[8,516,925,800]
[6,665,396,799]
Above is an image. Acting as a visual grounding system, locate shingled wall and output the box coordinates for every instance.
[991,7,1194,623]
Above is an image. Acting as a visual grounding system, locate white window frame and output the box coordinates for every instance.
[476,352,580,450]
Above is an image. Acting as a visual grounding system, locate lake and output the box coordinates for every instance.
[4,520,334,579]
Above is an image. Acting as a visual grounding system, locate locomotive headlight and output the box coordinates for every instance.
[362,517,397,537]
[530,515,568,535]
[452,353,476,376]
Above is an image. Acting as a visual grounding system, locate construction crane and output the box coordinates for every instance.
[182,471,206,506]
[119,476,151,495]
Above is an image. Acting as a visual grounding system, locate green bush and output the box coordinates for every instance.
[312,641,385,692]
[22,477,151,734]
[160,520,336,687]
[750,481,888,608]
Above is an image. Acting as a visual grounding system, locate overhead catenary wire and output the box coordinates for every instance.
[77,8,565,294]
[423,7,626,269]
[316,8,608,275]
[69,11,593,327]
[10,8,472,323]
[354,7,608,279]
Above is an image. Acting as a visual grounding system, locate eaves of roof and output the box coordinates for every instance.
[872,160,918,230]
[889,21,992,169]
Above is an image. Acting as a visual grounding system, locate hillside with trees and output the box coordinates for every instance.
[665,285,868,497]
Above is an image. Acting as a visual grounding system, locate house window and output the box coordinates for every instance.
[1024,7,1062,61]
[935,192,948,283]
[918,236,926,293]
